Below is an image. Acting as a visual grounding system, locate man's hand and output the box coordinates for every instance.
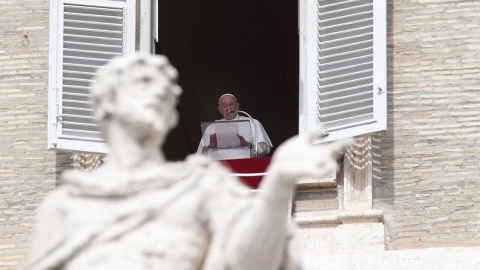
[237,135,251,147]
[209,133,218,147]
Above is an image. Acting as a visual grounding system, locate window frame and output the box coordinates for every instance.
[47,0,136,153]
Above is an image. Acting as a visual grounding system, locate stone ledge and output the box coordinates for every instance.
[295,209,384,226]
[295,211,341,227]
[296,171,336,189]
[338,209,384,224]
[304,246,480,270]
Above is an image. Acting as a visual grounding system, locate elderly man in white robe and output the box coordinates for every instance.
[197,94,272,157]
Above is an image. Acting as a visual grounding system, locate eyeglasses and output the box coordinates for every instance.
[219,102,237,109]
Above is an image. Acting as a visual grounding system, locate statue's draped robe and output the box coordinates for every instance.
[28,155,300,270]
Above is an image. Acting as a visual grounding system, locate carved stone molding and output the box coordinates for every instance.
[338,135,373,211]
[71,153,105,171]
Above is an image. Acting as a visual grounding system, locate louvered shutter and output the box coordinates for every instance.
[299,0,386,143]
[48,0,135,153]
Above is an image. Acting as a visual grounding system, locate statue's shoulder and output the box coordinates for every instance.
[185,154,230,174]
[185,154,250,195]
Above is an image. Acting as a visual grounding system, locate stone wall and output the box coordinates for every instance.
[373,0,480,250]
[294,0,480,254]
[0,1,70,268]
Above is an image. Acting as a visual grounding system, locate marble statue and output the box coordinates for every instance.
[27,54,350,270]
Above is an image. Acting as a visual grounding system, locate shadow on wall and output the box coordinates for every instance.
[55,151,72,187]
[371,0,396,245]
[372,0,396,207]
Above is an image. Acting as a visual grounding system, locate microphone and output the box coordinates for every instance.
[228,110,238,115]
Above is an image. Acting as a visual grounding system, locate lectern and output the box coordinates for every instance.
[200,120,252,160]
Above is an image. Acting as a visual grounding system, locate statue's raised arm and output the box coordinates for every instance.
[220,128,351,270]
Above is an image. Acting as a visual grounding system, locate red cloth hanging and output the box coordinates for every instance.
[219,157,271,189]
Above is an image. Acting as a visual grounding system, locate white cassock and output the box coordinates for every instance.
[196,115,273,156]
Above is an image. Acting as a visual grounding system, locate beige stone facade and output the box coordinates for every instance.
[0,1,71,268]
[374,0,480,250]
[0,0,479,269]
[295,0,480,251]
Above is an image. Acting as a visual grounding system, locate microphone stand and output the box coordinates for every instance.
[229,110,258,158]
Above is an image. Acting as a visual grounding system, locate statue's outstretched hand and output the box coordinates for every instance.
[269,125,352,185]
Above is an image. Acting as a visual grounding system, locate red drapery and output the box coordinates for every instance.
[219,157,271,189]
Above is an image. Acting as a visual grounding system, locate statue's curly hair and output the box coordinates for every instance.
[90,53,182,125]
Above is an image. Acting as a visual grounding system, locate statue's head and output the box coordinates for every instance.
[91,54,182,143]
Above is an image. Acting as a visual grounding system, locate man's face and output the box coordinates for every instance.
[218,95,239,120]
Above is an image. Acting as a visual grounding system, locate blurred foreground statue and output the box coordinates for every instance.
[27,54,349,270]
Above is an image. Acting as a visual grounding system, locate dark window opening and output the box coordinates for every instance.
[156,0,299,160]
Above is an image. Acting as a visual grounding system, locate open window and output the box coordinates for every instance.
[47,0,136,153]
[47,0,386,155]
[156,0,300,160]
[299,0,386,143]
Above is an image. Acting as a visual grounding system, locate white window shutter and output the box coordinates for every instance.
[299,0,386,143]
[48,0,135,153]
